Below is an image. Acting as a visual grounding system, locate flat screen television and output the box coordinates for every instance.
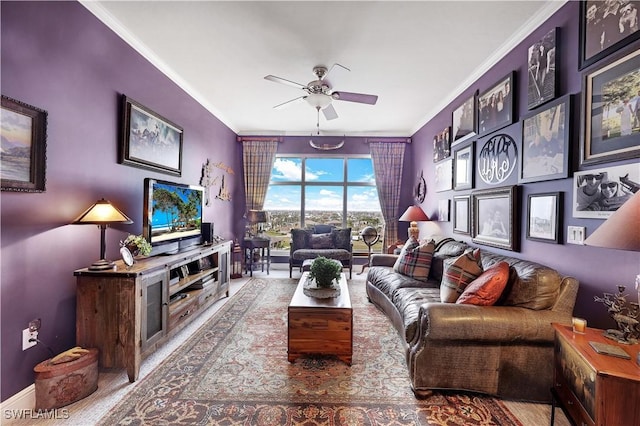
[143,178,204,255]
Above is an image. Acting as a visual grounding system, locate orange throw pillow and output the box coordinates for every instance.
[456,261,509,306]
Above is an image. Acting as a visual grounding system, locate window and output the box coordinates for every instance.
[263,155,383,254]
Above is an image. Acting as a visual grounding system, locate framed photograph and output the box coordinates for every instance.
[527,27,558,110]
[478,72,515,136]
[527,192,562,244]
[454,143,474,190]
[573,163,639,219]
[438,199,450,222]
[579,1,640,70]
[453,195,471,235]
[433,127,451,162]
[452,92,477,145]
[1,95,47,192]
[434,158,453,192]
[472,185,519,251]
[119,95,183,176]
[580,49,640,166]
[520,94,573,184]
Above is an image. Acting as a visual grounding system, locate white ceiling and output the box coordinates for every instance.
[82,1,565,137]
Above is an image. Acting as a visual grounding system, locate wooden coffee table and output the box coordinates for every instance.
[288,272,352,365]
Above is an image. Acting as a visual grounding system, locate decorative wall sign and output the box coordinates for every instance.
[433,127,451,162]
[200,159,234,205]
[527,27,558,110]
[414,170,427,203]
[478,134,518,185]
[1,95,47,192]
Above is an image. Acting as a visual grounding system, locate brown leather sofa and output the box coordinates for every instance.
[365,237,578,402]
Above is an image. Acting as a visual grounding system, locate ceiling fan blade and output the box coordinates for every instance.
[273,96,305,109]
[322,104,339,121]
[322,63,350,81]
[333,91,378,105]
[264,75,308,90]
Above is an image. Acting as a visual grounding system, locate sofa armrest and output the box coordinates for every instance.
[415,303,572,345]
[370,254,398,267]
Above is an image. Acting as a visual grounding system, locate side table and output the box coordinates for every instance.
[243,236,270,277]
[550,323,640,426]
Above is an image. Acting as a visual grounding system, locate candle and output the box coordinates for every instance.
[572,317,586,334]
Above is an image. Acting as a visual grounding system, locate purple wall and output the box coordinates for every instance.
[412,2,640,330]
[1,1,237,401]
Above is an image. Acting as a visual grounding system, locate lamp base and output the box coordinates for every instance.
[88,259,115,271]
[407,221,420,240]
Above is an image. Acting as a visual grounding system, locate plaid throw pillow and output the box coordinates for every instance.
[440,248,483,303]
[393,238,435,282]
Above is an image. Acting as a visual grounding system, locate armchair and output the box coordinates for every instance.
[289,226,353,278]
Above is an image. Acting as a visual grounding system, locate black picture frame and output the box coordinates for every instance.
[438,199,450,222]
[520,94,573,184]
[454,142,474,190]
[453,195,470,235]
[119,95,183,176]
[434,158,453,193]
[1,95,47,192]
[580,49,640,166]
[573,163,639,219]
[526,192,562,244]
[452,91,477,145]
[527,27,558,110]
[579,1,640,70]
[472,185,519,251]
[433,126,451,162]
[478,71,516,136]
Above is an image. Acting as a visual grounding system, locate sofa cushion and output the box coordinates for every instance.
[311,224,335,234]
[290,229,310,252]
[393,238,435,282]
[367,266,439,298]
[331,228,352,251]
[457,261,509,305]
[309,233,333,249]
[440,248,483,303]
[392,287,441,343]
[292,248,351,261]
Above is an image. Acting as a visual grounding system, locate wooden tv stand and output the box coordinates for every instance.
[74,241,231,382]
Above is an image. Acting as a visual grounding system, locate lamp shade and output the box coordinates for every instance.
[399,205,430,222]
[72,198,133,225]
[246,210,269,224]
[584,191,640,251]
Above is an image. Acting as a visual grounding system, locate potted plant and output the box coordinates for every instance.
[121,234,152,257]
[308,256,342,288]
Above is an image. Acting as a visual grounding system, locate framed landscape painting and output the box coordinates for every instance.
[580,49,640,166]
[1,95,47,192]
[478,72,515,136]
[520,94,572,184]
[527,27,557,110]
[452,92,477,145]
[579,1,640,70]
[472,185,519,251]
[527,192,561,244]
[120,95,183,176]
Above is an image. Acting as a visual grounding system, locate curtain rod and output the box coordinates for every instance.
[237,136,283,143]
[364,138,411,144]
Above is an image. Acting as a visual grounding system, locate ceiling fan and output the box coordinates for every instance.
[264,63,378,131]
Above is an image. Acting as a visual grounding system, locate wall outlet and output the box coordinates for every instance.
[22,328,37,350]
[567,226,586,245]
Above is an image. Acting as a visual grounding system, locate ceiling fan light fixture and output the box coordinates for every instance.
[305,93,332,109]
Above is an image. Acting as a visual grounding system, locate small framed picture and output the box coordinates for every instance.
[472,185,519,251]
[434,158,453,192]
[120,95,183,176]
[454,143,474,190]
[478,72,515,136]
[580,49,640,166]
[527,27,558,110]
[526,192,562,244]
[579,1,640,70]
[573,163,639,219]
[453,195,470,235]
[452,92,477,145]
[1,95,47,192]
[438,199,450,222]
[520,94,573,184]
[433,127,451,162]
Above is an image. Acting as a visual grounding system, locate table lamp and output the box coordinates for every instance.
[246,209,269,237]
[399,205,430,240]
[585,191,640,344]
[72,198,133,270]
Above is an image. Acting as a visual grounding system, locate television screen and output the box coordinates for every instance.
[143,178,203,250]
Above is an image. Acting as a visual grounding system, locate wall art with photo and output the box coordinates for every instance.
[433,127,451,162]
[453,195,470,235]
[527,192,562,244]
[478,72,515,136]
[573,163,639,219]
[527,27,558,110]
[452,92,477,145]
[472,185,519,251]
[454,143,474,190]
[438,199,450,222]
[520,94,573,184]
[434,158,453,192]
[580,49,640,166]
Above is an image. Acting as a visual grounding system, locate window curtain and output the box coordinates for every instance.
[242,140,278,211]
[369,142,406,248]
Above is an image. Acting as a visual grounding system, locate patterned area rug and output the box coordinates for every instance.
[99,278,522,425]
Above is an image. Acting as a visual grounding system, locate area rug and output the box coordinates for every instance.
[99,278,522,425]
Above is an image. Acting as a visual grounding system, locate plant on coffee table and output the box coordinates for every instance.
[308,256,342,288]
